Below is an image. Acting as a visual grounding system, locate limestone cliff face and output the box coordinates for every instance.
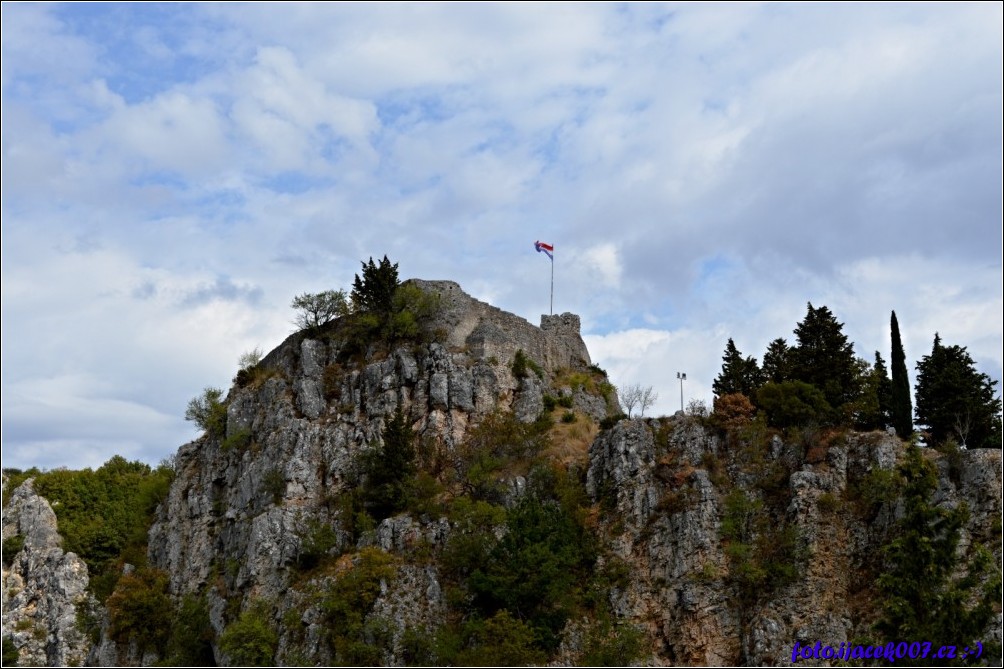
[587,419,1002,665]
[145,280,604,664]
[5,281,1002,666]
[2,479,94,667]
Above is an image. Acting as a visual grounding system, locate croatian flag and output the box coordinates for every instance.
[534,240,554,260]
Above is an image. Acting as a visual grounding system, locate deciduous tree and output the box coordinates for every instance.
[290,289,350,330]
[620,384,657,417]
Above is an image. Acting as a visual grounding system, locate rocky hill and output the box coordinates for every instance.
[3,279,1001,666]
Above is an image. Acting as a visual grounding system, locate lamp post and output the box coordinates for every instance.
[677,372,686,412]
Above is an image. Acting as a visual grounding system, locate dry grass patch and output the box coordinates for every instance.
[545,413,598,467]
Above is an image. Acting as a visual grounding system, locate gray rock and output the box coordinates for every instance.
[513,374,544,423]
[2,480,93,668]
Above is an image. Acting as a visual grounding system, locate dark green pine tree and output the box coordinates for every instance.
[712,338,762,398]
[876,444,1000,657]
[853,352,893,431]
[790,303,860,412]
[761,338,791,384]
[873,351,893,428]
[914,334,1003,449]
[351,255,400,318]
[889,311,913,438]
[361,407,417,520]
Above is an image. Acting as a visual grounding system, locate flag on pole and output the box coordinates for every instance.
[534,240,554,260]
[534,240,555,315]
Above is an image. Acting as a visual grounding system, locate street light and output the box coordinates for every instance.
[677,372,686,412]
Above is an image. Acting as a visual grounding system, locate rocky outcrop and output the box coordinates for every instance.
[587,418,1003,665]
[6,280,1001,667]
[2,479,94,667]
[144,281,609,664]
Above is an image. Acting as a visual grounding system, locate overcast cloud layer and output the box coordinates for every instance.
[3,3,1001,470]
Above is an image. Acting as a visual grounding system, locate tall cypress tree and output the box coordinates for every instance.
[890,311,913,438]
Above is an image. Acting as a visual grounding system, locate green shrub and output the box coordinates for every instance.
[360,408,416,521]
[30,457,175,600]
[295,518,339,571]
[512,349,530,379]
[848,467,902,519]
[467,497,595,650]
[449,610,546,667]
[511,349,543,380]
[3,636,20,667]
[721,489,803,607]
[582,620,646,666]
[1,468,40,507]
[219,600,278,667]
[319,547,397,664]
[936,439,966,486]
[561,410,577,424]
[221,428,252,452]
[261,468,285,505]
[185,387,228,439]
[876,445,1001,659]
[756,381,834,429]
[164,594,215,667]
[441,498,506,583]
[599,413,627,430]
[2,534,24,567]
[401,625,437,665]
[233,348,279,388]
[405,471,444,518]
[453,410,550,502]
[106,567,172,654]
[817,492,841,515]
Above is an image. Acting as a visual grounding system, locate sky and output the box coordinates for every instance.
[2,2,1001,471]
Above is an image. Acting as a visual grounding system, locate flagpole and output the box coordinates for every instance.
[534,240,555,315]
[550,253,554,315]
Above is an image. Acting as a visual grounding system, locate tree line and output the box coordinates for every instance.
[713,305,1001,449]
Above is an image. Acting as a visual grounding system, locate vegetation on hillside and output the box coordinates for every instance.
[712,304,1001,448]
[3,456,174,600]
[875,444,1001,662]
[4,257,999,666]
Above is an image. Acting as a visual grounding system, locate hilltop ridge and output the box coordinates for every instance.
[2,278,1000,667]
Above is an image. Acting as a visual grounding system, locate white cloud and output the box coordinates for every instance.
[575,243,623,288]
[230,46,379,172]
[104,91,229,176]
[2,3,1000,469]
